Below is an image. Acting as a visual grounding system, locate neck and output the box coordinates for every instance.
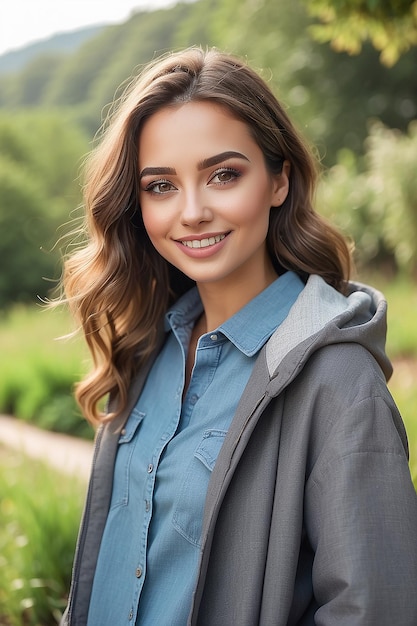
[197,263,278,332]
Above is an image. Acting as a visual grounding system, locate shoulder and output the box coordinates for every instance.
[301,341,390,404]
[276,339,393,418]
[277,341,408,469]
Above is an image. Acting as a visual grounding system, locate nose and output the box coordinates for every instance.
[180,188,212,226]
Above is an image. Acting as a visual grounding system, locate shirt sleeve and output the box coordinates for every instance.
[305,394,417,625]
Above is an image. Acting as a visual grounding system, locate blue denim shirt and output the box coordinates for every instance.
[87,272,304,626]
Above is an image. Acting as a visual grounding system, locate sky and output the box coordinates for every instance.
[0,0,178,56]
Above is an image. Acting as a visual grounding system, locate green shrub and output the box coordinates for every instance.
[0,305,94,439]
[0,449,84,625]
[318,121,417,276]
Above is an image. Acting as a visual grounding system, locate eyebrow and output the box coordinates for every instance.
[198,151,249,170]
[139,151,249,179]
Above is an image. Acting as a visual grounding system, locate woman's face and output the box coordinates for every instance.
[138,101,289,290]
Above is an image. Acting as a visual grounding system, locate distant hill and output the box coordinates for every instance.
[0,2,201,133]
[0,25,106,74]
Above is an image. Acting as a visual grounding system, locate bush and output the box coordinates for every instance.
[0,305,94,439]
[0,450,84,625]
[318,121,417,276]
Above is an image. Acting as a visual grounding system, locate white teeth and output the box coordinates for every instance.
[181,234,226,248]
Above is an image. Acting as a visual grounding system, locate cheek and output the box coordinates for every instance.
[140,203,166,240]
[232,187,272,227]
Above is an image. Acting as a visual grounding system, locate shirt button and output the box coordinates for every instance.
[147,463,154,473]
[190,394,198,405]
[135,567,143,578]
[210,334,218,341]
[120,428,126,436]
[128,609,133,620]
[145,500,150,512]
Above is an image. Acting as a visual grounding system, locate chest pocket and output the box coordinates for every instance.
[172,429,227,547]
[110,409,145,510]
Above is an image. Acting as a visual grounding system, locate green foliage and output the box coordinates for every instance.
[318,121,417,275]
[0,0,416,164]
[0,0,417,165]
[39,3,199,135]
[0,156,55,307]
[5,54,66,107]
[365,121,417,272]
[0,111,88,307]
[43,26,126,107]
[0,305,93,439]
[0,450,84,625]
[366,274,417,359]
[305,0,417,65]
[200,0,417,162]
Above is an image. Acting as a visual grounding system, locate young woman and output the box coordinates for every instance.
[61,47,417,625]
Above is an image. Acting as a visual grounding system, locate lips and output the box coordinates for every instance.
[180,234,226,249]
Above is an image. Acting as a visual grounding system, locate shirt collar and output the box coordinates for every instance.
[219,271,304,356]
[165,271,305,357]
[165,287,203,332]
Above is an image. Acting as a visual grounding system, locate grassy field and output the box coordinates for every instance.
[0,447,83,625]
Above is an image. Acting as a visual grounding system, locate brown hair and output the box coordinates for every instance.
[63,47,350,424]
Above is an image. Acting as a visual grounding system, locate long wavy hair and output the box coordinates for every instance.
[63,46,351,424]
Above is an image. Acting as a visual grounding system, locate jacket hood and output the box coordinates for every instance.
[266,275,392,383]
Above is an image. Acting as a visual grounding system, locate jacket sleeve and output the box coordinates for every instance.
[304,393,417,625]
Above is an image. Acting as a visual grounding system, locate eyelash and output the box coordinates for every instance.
[143,167,242,195]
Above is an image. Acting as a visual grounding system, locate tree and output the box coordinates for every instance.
[305,0,417,66]
[0,112,88,307]
[202,0,417,163]
[0,157,56,307]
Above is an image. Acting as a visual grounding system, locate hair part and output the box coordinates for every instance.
[62,46,351,424]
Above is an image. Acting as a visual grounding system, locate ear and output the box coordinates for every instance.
[271,160,290,207]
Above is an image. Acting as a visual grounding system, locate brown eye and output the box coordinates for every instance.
[210,168,241,185]
[217,171,233,182]
[157,182,174,193]
[145,180,176,194]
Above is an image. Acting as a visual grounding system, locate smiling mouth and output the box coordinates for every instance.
[180,234,226,249]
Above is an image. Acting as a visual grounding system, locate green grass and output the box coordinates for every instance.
[387,365,417,487]
[0,448,84,625]
[0,304,93,438]
[358,273,417,358]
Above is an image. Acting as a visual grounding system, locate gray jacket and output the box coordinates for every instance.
[63,276,417,625]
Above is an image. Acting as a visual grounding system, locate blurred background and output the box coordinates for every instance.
[1,0,416,623]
